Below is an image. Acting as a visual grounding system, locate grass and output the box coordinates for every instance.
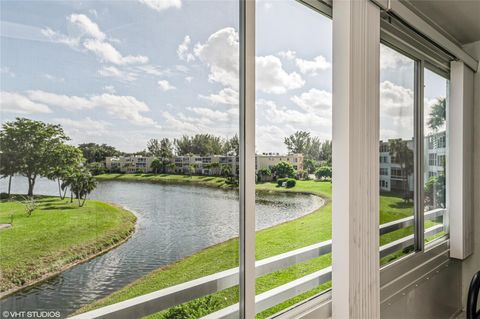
[0,196,137,295]
[96,173,235,189]
[78,176,432,318]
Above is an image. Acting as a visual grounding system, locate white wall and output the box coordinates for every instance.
[461,40,480,309]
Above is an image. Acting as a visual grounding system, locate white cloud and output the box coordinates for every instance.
[83,39,148,65]
[188,107,229,122]
[44,73,65,82]
[0,91,52,114]
[194,27,239,89]
[291,88,331,113]
[27,90,95,110]
[295,55,330,75]
[177,35,195,62]
[380,45,412,69]
[98,66,137,81]
[257,99,329,126]
[264,2,273,10]
[67,13,106,41]
[158,80,176,91]
[25,90,157,126]
[42,14,148,65]
[138,0,182,11]
[185,76,193,83]
[53,117,111,137]
[103,85,116,93]
[379,80,414,140]
[0,67,15,77]
[41,27,79,48]
[195,28,303,94]
[199,88,238,105]
[256,55,304,94]
[278,50,296,60]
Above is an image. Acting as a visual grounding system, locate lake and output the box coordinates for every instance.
[0,177,323,316]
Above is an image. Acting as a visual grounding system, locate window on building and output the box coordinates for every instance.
[254,0,332,316]
[379,44,415,264]
[423,68,448,244]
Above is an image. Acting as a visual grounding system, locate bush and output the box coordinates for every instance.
[315,166,332,180]
[0,192,9,200]
[286,178,296,188]
[277,178,287,187]
[163,296,221,319]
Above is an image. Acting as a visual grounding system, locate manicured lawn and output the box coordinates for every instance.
[96,173,234,189]
[0,196,136,294]
[78,178,425,318]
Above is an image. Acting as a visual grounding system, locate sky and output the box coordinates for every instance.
[0,0,447,154]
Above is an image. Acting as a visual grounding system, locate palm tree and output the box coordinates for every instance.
[151,158,162,174]
[427,98,446,131]
[389,139,414,202]
[65,169,97,207]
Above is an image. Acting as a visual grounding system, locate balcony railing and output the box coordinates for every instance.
[69,209,446,319]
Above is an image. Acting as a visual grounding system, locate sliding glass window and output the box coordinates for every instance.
[254,1,332,317]
[423,67,448,244]
[378,44,416,264]
[0,1,240,317]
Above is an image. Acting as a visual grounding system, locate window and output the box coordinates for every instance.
[254,0,332,316]
[423,67,448,244]
[379,44,416,264]
[0,0,240,317]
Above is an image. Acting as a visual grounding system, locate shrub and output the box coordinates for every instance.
[163,296,221,319]
[0,192,9,200]
[315,166,332,180]
[286,178,296,188]
[277,178,287,187]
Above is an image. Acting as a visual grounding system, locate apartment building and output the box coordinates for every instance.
[379,131,446,193]
[105,153,303,176]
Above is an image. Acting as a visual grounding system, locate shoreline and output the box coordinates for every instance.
[0,202,137,299]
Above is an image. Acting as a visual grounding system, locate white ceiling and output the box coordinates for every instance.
[404,0,480,45]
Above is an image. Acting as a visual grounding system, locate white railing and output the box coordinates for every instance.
[69,209,445,319]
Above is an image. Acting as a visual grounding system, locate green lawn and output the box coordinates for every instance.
[0,196,137,294]
[96,173,234,189]
[77,177,426,318]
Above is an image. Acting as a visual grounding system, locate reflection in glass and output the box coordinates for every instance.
[379,44,415,264]
[423,68,448,243]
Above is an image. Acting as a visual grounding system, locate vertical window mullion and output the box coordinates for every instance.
[239,0,256,317]
[414,60,425,251]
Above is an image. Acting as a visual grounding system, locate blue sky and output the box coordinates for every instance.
[0,0,445,153]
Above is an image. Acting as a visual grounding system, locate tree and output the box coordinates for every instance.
[272,161,295,179]
[47,144,84,199]
[223,134,239,156]
[0,118,69,196]
[304,159,319,174]
[188,164,196,177]
[175,134,225,156]
[284,131,311,155]
[87,162,106,176]
[221,164,233,181]
[257,168,272,182]
[389,139,414,201]
[65,169,97,207]
[427,98,446,131]
[150,158,162,174]
[0,150,17,196]
[78,143,120,163]
[424,174,446,209]
[284,131,332,164]
[315,166,332,180]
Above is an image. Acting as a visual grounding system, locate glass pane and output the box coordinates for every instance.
[379,44,416,264]
[423,68,448,244]
[255,0,332,317]
[0,1,239,317]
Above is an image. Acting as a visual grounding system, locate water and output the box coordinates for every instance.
[0,177,323,316]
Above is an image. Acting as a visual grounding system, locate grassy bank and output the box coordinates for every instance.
[0,196,137,295]
[96,173,234,189]
[78,177,421,318]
